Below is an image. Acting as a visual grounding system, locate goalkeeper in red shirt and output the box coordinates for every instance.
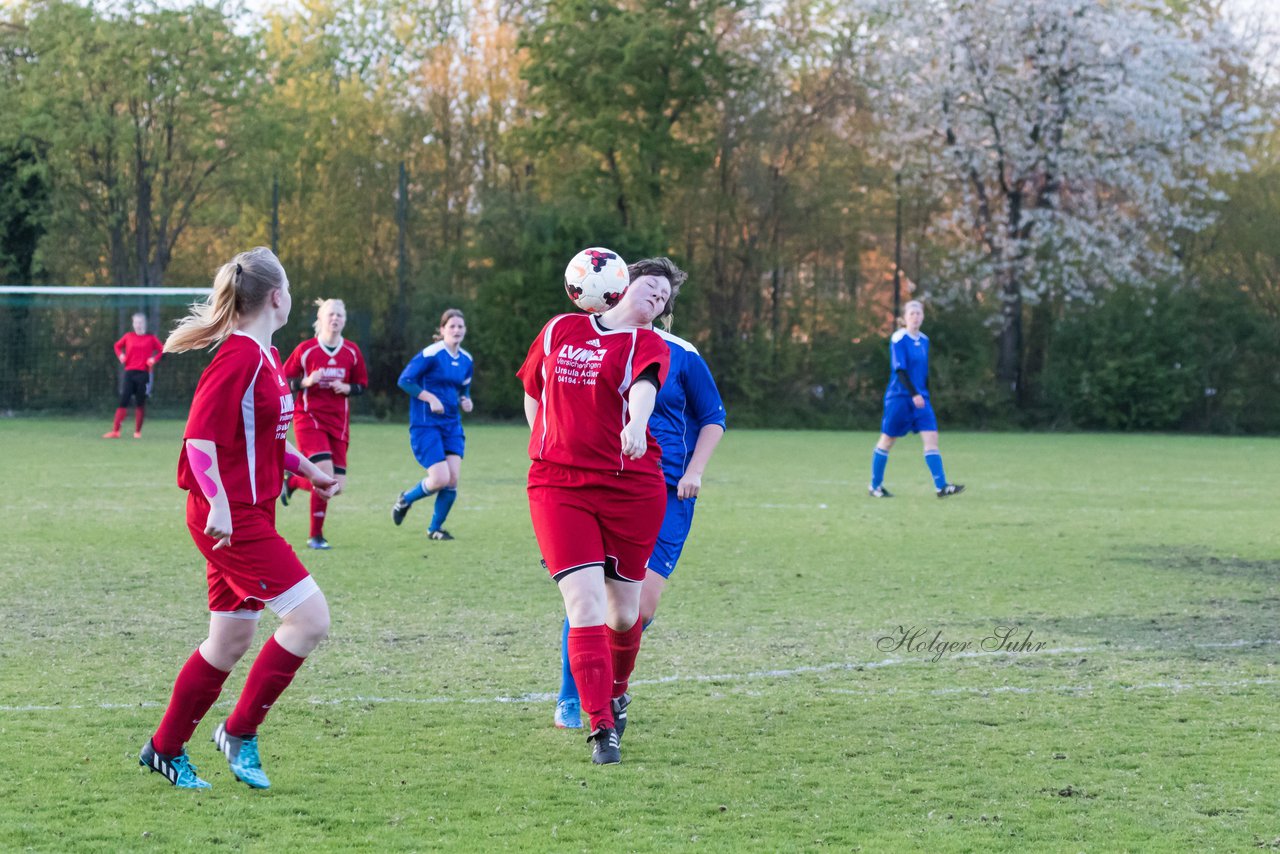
[104,313,164,439]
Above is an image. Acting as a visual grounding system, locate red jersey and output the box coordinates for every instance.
[282,337,368,440]
[518,314,670,478]
[177,332,294,509]
[114,332,164,371]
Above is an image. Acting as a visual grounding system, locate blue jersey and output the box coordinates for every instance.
[886,329,929,399]
[399,342,473,427]
[652,330,727,488]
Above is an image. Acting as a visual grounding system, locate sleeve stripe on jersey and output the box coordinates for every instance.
[543,315,566,357]
[241,350,263,505]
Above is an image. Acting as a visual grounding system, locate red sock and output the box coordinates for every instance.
[607,619,644,698]
[225,636,306,737]
[309,492,327,538]
[134,406,145,433]
[152,648,231,756]
[289,475,313,493]
[567,625,614,732]
[111,408,126,432]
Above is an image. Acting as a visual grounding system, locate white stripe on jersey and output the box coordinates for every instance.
[241,350,263,505]
[617,330,638,471]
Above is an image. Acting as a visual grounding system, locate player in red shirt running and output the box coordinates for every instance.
[103,313,164,439]
[518,256,673,766]
[281,298,368,550]
[138,247,339,790]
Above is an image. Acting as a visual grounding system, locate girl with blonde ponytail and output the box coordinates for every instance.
[140,247,340,791]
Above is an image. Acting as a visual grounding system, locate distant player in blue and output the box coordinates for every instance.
[553,257,727,729]
[869,300,964,499]
[391,309,474,540]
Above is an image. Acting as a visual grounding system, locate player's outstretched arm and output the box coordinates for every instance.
[185,439,233,550]
[285,442,340,500]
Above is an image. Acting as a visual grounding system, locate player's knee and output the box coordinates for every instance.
[638,604,657,627]
[290,614,329,652]
[607,602,641,632]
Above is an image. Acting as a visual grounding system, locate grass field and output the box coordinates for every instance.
[1,418,1278,852]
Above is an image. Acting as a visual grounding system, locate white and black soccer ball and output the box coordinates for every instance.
[564,247,629,313]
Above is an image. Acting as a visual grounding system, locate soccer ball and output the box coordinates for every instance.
[564,247,629,313]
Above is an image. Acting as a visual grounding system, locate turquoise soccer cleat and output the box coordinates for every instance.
[139,739,211,789]
[554,698,582,729]
[212,722,271,789]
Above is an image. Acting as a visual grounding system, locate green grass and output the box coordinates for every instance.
[2,418,1278,852]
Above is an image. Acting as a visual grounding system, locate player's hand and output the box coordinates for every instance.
[331,381,351,395]
[460,397,473,414]
[912,394,925,409]
[312,471,341,500]
[306,368,326,388]
[421,393,444,415]
[206,506,233,550]
[118,355,126,364]
[146,357,157,367]
[620,421,648,460]
[677,471,702,500]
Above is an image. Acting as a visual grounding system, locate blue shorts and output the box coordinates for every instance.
[410,422,465,468]
[647,487,697,579]
[881,396,938,437]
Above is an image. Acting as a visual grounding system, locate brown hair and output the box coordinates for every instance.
[627,257,687,329]
[165,247,286,353]
[432,308,465,341]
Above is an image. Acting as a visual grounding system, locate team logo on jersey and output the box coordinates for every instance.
[329,358,337,365]
[587,338,601,347]
[558,344,607,364]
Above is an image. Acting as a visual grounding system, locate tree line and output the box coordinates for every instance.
[1,0,1277,431]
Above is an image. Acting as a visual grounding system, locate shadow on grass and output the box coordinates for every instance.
[1016,546,1280,655]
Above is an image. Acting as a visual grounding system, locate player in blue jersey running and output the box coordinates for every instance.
[552,257,727,730]
[868,300,963,499]
[391,309,474,540]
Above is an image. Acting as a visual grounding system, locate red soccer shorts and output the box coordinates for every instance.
[293,418,348,471]
[186,493,314,615]
[527,463,666,583]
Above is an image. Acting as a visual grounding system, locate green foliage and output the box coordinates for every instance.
[5,420,1280,849]
[0,137,50,284]
[1041,283,1280,432]
[521,0,743,228]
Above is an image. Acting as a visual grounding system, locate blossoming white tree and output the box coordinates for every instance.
[868,0,1261,396]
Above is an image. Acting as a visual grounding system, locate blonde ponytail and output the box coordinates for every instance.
[165,247,285,353]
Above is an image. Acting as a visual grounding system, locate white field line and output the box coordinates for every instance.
[1,639,1276,714]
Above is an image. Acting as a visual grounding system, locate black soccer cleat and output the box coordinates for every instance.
[139,739,211,789]
[427,528,454,541]
[307,536,332,550]
[937,483,965,498]
[280,480,296,507]
[867,485,893,498]
[391,493,410,526]
[611,693,631,743]
[589,727,621,765]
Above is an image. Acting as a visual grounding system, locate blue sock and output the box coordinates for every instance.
[871,447,890,488]
[429,487,457,532]
[924,451,947,489]
[558,618,578,702]
[403,479,430,505]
